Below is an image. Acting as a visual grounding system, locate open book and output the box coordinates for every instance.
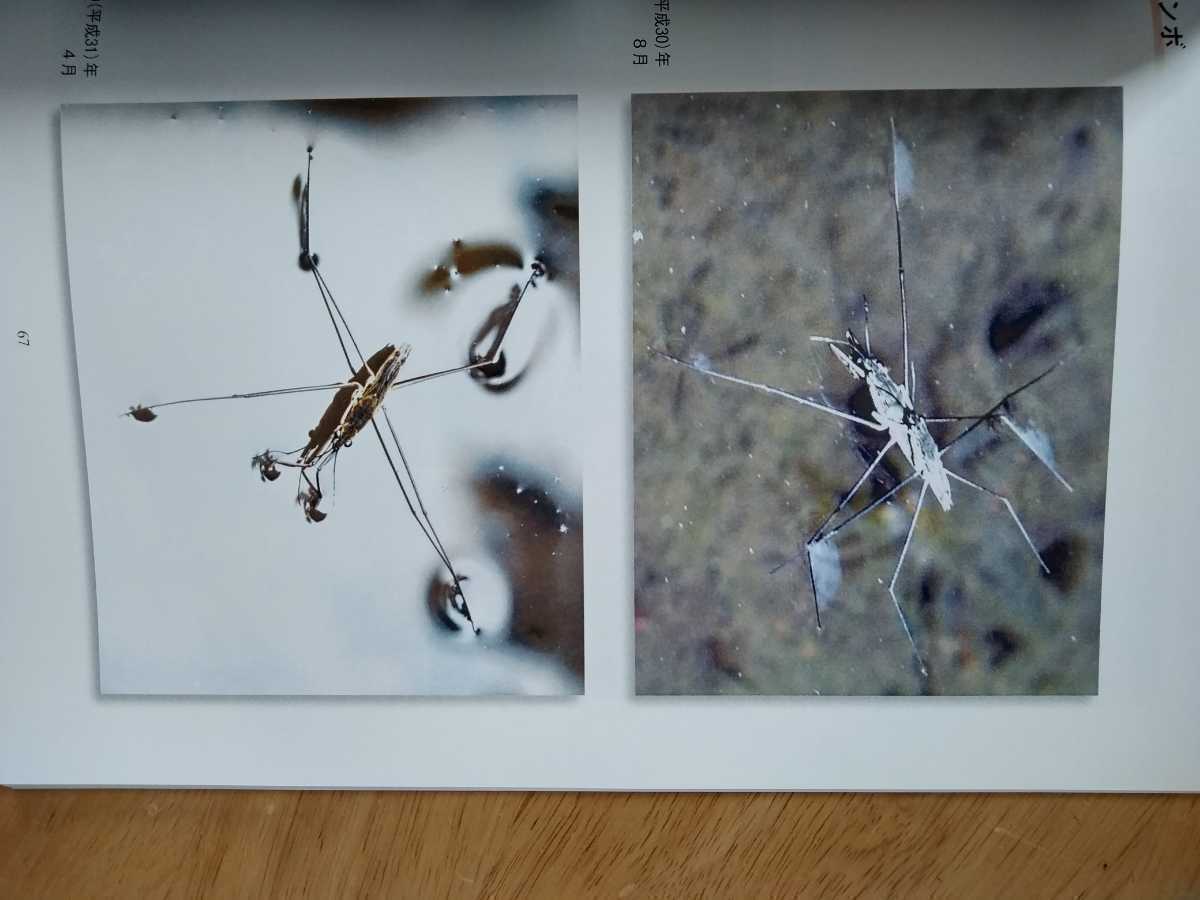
[2,0,1197,790]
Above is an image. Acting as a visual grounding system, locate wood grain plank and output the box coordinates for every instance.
[2,790,1198,898]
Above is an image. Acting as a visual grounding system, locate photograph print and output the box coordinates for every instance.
[63,96,582,695]
[633,88,1121,695]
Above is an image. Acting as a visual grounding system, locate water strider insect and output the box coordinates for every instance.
[125,147,547,634]
[652,119,1073,678]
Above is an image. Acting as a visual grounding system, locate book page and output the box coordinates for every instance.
[2,0,1198,789]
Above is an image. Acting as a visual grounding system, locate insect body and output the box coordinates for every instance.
[125,147,545,634]
[652,118,1068,678]
[825,330,952,511]
[300,343,411,466]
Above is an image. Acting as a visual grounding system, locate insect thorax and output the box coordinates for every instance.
[334,347,407,447]
[865,363,911,427]
[300,344,409,464]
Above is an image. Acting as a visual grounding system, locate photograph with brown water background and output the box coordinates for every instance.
[633,88,1121,695]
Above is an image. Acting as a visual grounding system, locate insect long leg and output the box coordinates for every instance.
[383,265,545,393]
[313,265,367,367]
[250,448,313,491]
[309,273,480,629]
[300,465,319,495]
[775,439,897,628]
[380,406,463,585]
[314,447,340,496]
[124,381,355,419]
[370,415,478,633]
[861,294,872,356]
[650,347,888,431]
[473,267,541,361]
[889,480,929,677]
[300,149,313,262]
[298,150,366,374]
[294,462,329,522]
[388,358,503,391]
[927,360,1071,485]
[299,150,475,629]
[802,445,895,626]
[770,470,920,577]
[922,359,1066,433]
[890,117,911,399]
[830,472,921,542]
[310,263,365,372]
[945,470,1049,573]
[810,440,898,543]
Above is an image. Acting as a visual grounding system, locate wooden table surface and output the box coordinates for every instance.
[1,790,1197,898]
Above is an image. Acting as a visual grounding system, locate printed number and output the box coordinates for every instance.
[16,330,30,346]
[634,38,647,48]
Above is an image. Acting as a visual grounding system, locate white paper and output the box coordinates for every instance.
[3,0,1199,789]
